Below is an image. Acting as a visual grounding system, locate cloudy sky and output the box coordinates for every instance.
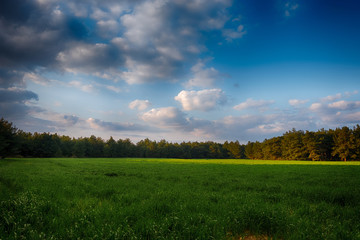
[1,0,360,143]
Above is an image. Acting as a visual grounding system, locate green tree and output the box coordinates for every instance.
[31,132,61,157]
[59,136,74,157]
[281,129,306,160]
[0,118,18,158]
[353,125,360,160]
[245,141,263,159]
[303,130,334,161]
[104,137,117,157]
[87,135,104,157]
[262,137,282,160]
[73,138,86,157]
[223,141,245,159]
[332,126,355,161]
[17,130,33,157]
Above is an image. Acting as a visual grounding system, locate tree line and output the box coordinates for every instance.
[1,118,359,161]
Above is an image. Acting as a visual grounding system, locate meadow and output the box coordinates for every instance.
[1,158,360,239]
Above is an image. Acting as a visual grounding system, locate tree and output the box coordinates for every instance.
[303,129,334,161]
[262,137,282,160]
[223,141,245,159]
[332,126,355,161]
[118,138,135,157]
[104,137,117,157]
[73,138,86,158]
[31,132,61,157]
[281,129,306,160]
[59,136,74,157]
[353,125,360,160]
[86,135,104,157]
[245,141,263,159]
[0,118,18,158]
[17,130,33,157]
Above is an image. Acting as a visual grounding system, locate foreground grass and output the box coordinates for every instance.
[0,158,360,239]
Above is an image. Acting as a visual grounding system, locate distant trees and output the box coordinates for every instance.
[281,129,307,160]
[332,126,356,161]
[0,118,18,158]
[0,118,359,160]
[223,141,245,159]
[262,137,282,160]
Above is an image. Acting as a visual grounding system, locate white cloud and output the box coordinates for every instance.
[129,99,152,111]
[23,72,52,86]
[309,102,323,111]
[309,92,360,125]
[284,1,299,17]
[321,93,343,102]
[141,107,189,129]
[68,81,95,93]
[289,99,308,106]
[56,42,123,75]
[105,85,121,93]
[234,98,275,111]
[185,61,219,88]
[175,89,226,111]
[87,117,144,131]
[345,90,359,97]
[328,100,360,110]
[222,24,247,41]
[121,0,167,46]
[96,19,120,38]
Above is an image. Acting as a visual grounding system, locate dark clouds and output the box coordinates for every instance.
[87,118,147,132]
[0,88,38,102]
[0,0,248,139]
[0,0,238,86]
[0,88,40,123]
[0,69,25,88]
[0,0,35,23]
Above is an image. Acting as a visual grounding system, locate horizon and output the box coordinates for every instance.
[4,117,358,145]
[1,0,360,143]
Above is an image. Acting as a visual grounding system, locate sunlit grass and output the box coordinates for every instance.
[128,158,360,165]
[1,158,360,239]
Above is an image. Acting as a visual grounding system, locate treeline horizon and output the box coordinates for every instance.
[1,118,359,161]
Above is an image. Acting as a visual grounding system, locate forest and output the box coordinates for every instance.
[1,118,359,161]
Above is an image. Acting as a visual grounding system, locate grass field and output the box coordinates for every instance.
[1,158,360,239]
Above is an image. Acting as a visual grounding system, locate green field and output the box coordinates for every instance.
[1,158,360,239]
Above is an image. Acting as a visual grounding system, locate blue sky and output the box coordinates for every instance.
[1,0,360,143]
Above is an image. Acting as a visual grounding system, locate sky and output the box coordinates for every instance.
[1,0,360,143]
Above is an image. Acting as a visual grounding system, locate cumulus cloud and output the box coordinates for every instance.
[63,114,79,125]
[0,88,39,103]
[113,0,237,84]
[96,19,121,38]
[234,98,275,111]
[328,100,360,110]
[0,87,42,126]
[222,24,247,41]
[1,0,242,90]
[68,81,95,93]
[321,93,343,102]
[185,61,220,88]
[175,89,227,111]
[23,72,53,86]
[56,42,124,75]
[129,99,152,111]
[289,99,308,106]
[87,118,145,132]
[309,102,323,111]
[141,107,189,129]
[321,91,358,102]
[309,93,360,125]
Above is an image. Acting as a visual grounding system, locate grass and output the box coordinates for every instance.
[0,158,360,239]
